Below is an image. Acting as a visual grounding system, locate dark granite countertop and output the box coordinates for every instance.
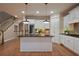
[19,36,54,37]
[61,33,79,38]
[19,34,54,37]
[19,35,54,37]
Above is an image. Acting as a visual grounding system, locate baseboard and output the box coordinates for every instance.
[4,37,17,42]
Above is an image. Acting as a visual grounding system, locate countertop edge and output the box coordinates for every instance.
[19,36,54,37]
[60,33,79,38]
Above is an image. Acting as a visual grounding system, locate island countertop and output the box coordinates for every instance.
[19,35,54,37]
[19,34,54,37]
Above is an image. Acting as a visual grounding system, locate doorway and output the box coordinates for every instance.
[29,24,34,35]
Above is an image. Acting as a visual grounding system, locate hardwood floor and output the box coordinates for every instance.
[0,38,78,56]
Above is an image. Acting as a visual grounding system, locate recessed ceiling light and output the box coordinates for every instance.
[36,11,39,14]
[23,21,29,24]
[15,15,18,18]
[50,11,54,14]
[21,11,25,14]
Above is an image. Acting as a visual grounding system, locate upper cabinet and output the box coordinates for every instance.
[64,6,79,31]
[64,6,79,24]
[64,14,70,27]
[69,6,79,20]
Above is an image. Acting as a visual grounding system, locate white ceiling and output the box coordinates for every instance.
[27,3,76,16]
[0,3,76,17]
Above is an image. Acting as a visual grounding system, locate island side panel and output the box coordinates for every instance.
[20,37,52,52]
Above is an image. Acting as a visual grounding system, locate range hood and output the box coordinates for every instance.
[0,12,15,31]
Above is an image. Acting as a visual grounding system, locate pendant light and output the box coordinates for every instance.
[23,3,29,24]
[43,3,49,23]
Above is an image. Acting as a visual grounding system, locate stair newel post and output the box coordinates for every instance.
[2,31,4,44]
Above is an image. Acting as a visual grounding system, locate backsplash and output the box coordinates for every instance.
[74,23,79,33]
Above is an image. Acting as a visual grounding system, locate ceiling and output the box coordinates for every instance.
[26,3,76,16]
[0,3,76,17]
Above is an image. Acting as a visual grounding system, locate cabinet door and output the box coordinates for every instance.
[63,36,74,51]
[60,35,64,44]
[60,35,67,45]
[54,35,60,43]
[60,35,77,52]
[73,38,79,54]
[62,35,67,45]
[66,36,74,51]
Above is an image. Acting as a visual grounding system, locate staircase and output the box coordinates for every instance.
[0,12,16,44]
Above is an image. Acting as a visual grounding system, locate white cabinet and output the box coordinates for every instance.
[64,6,79,26]
[69,6,79,20]
[60,35,74,51]
[64,36,74,51]
[60,35,66,44]
[60,35,79,55]
[64,15,71,29]
[53,35,60,43]
[73,38,79,55]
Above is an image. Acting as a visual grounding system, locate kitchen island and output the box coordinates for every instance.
[19,36,53,52]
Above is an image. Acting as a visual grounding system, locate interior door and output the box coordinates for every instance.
[29,24,34,35]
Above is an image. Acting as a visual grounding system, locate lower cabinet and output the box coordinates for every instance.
[64,36,74,51]
[60,35,65,44]
[73,38,79,55]
[60,35,79,55]
[53,35,60,44]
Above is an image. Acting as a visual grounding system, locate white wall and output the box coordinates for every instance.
[4,20,22,42]
[4,23,16,42]
[50,14,61,44]
[50,15,60,35]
